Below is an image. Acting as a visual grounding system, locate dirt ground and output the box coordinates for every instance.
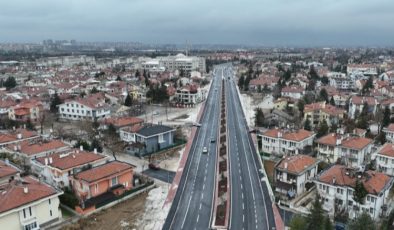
[62,192,148,230]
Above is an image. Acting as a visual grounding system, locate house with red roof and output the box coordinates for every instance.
[315,165,394,219]
[0,128,39,148]
[58,93,111,121]
[8,99,43,123]
[174,83,207,105]
[383,123,394,142]
[303,101,345,128]
[0,159,20,185]
[316,133,373,168]
[259,128,315,156]
[274,155,319,200]
[375,143,394,176]
[6,139,70,165]
[281,86,305,100]
[70,161,135,213]
[100,116,144,132]
[348,96,379,119]
[32,149,108,189]
[248,75,279,91]
[0,176,63,230]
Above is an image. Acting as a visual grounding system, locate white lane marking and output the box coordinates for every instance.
[203,184,205,190]
[242,203,245,210]
[243,214,245,222]
[197,214,200,223]
[199,203,202,210]
[201,193,204,199]
[181,196,193,229]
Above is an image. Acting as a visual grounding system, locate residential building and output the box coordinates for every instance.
[303,102,345,128]
[6,139,70,165]
[58,93,111,121]
[248,75,280,91]
[328,72,355,90]
[316,133,373,167]
[100,116,144,132]
[0,159,20,185]
[70,161,134,202]
[316,165,394,219]
[0,176,63,230]
[120,123,176,156]
[141,54,206,72]
[275,155,319,199]
[0,129,39,148]
[259,128,315,156]
[383,124,394,142]
[348,96,379,119]
[281,86,305,100]
[32,149,108,189]
[347,64,378,76]
[375,143,394,176]
[174,84,207,105]
[8,100,43,123]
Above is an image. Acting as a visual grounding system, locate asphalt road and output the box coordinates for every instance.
[225,66,276,230]
[142,169,176,183]
[162,66,222,230]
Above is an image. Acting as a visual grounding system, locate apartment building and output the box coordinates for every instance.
[58,93,111,121]
[316,133,373,167]
[316,165,394,219]
[259,128,315,156]
[0,176,63,230]
[383,124,394,143]
[348,96,379,119]
[8,100,43,123]
[32,149,108,189]
[0,128,39,148]
[375,143,394,176]
[174,84,207,105]
[303,102,345,128]
[142,54,206,72]
[347,64,378,76]
[281,86,305,100]
[274,155,319,199]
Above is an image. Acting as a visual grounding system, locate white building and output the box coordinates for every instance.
[141,54,206,72]
[383,124,394,143]
[58,93,111,121]
[175,84,207,105]
[375,143,394,176]
[348,96,379,119]
[259,128,315,156]
[327,72,355,90]
[347,64,378,76]
[316,165,394,220]
[316,133,373,168]
[31,149,108,189]
[0,176,63,230]
[281,86,305,100]
[275,155,319,200]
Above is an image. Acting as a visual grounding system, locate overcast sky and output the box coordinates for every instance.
[0,0,393,46]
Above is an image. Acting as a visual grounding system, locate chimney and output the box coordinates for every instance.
[336,137,342,146]
[5,158,9,165]
[284,162,288,169]
[23,187,28,194]
[44,158,48,165]
[23,124,26,129]
[94,148,97,154]
[49,157,53,164]
[17,133,22,139]
[332,176,336,184]
[278,131,283,138]
[80,145,83,151]
[72,154,76,159]
[17,145,21,151]
[13,126,16,131]
[13,146,18,151]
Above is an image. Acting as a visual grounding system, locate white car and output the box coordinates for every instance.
[202,147,208,154]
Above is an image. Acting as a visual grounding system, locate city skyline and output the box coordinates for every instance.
[0,0,393,46]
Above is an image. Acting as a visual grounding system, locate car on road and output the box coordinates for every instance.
[210,138,216,143]
[149,162,161,170]
[193,123,202,127]
[202,147,208,154]
[152,111,160,116]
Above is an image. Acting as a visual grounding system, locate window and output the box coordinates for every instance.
[159,134,164,143]
[50,210,52,216]
[23,222,37,230]
[23,209,26,218]
[49,199,51,205]
[111,177,118,186]
[29,207,32,216]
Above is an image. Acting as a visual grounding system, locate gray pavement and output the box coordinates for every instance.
[163,67,222,230]
[142,169,176,183]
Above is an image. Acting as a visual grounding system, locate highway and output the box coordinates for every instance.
[162,67,222,230]
[225,66,276,230]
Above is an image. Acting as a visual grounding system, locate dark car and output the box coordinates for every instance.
[149,162,160,170]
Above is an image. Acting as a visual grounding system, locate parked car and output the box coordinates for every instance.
[149,162,160,170]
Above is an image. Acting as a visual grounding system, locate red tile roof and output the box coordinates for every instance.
[317,133,372,150]
[7,140,69,156]
[378,143,394,158]
[276,155,318,174]
[35,150,107,170]
[74,161,134,183]
[385,124,394,132]
[0,176,59,214]
[0,129,38,145]
[318,165,392,195]
[0,160,19,179]
[262,128,314,142]
[102,117,144,128]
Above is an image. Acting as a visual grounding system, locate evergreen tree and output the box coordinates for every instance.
[348,212,376,230]
[306,196,325,230]
[304,118,312,131]
[319,88,329,102]
[288,214,307,230]
[297,100,305,116]
[238,75,245,89]
[382,106,391,128]
[362,76,373,95]
[50,92,62,113]
[116,75,122,81]
[376,132,387,145]
[254,108,265,127]
[323,216,333,230]
[353,179,368,205]
[74,140,90,150]
[330,97,335,106]
[124,93,133,107]
[90,138,103,153]
[90,87,99,94]
[317,120,329,138]
[309,66,319,79]
[4,76,17,90]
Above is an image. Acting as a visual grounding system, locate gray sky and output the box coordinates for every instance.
[0,0,393,46]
